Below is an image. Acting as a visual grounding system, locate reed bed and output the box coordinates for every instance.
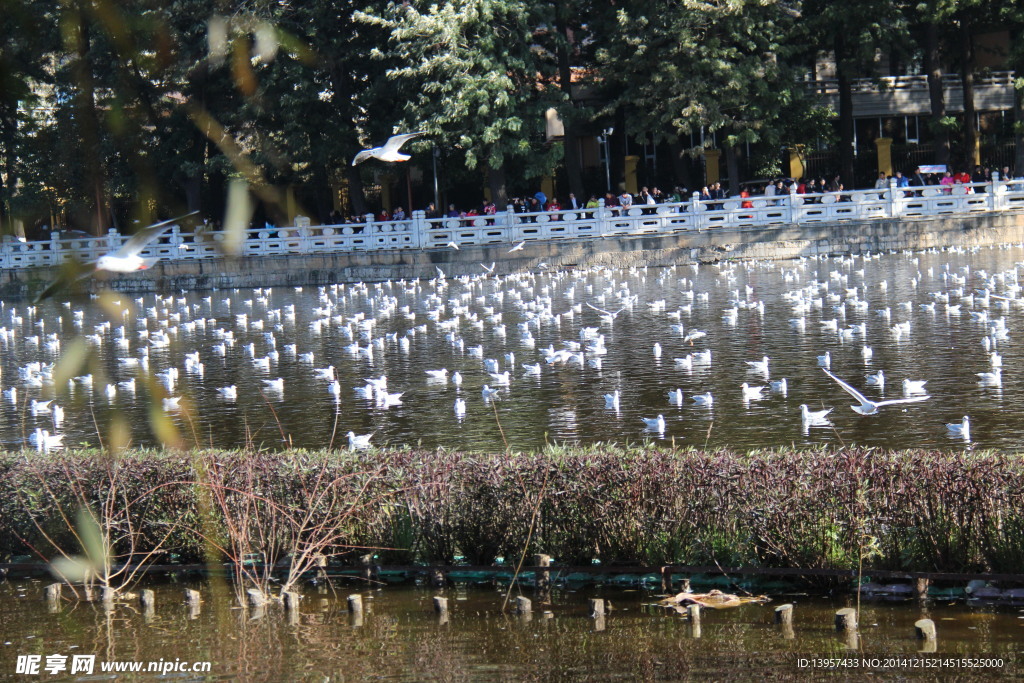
[2,446,1023,575]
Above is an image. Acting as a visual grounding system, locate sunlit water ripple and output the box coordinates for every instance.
[7,242,1024,452]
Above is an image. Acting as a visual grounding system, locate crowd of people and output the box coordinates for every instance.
[313,162,1020,227]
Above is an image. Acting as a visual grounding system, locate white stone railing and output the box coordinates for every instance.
[3,177,1024,270]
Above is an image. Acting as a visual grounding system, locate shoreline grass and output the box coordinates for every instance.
[3,445,1022,576]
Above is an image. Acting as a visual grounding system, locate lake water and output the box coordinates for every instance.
[0,581,1021,680]
[6,243,1024,452]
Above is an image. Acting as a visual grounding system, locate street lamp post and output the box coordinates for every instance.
[601,127,614,194]
[432,147,441,212]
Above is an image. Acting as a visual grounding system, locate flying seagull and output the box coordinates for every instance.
[351,132,425,166]
[822,368,930,415]
[509,241,526,253]
[35,212,198,302]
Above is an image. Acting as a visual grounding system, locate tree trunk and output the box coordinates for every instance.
[831,40,856,189]
[487,164,508,211]
[0,106,15,234]
[71,3,107,234]
[1016,75,1024,177]
[668,139,694,192]
[555,5,584,200]
[345,166,367,216]
[330,63,367,215]
[959,15,977,170]
[724,141,740,196]
[924,22,950,168]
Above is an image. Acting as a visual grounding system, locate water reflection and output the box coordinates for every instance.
[0,581,1020,679]
[7,243,1024,452]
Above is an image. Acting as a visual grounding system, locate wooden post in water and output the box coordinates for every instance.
[915,578,930,602]
[433,596,449,625]
[360,554,378,582]
[775,603,795,639]
[834,607,857,632]
[347,593,363,614]
[515,596,532,614]
[660,566,671,593]
[915,618,937,641]
[184,588,201,618]
[688,603,702,638]
[313,553,328,582]
[430,568,446,588]
[246,589,267,608]
[140,589,155,610]
[535,554,551,593]
[44,583,62,603]
[184,589,201,607]
[101,587,117,609]
[588,598,605,618]
[283,591,300,612]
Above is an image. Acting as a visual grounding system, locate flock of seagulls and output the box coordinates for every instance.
[6,241,1024,452]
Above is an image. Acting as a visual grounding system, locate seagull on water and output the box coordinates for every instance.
[977,368,1002,386]
[800,404,833,426]
[691,392,714,407]
[347,431,374,449]
[902,379,928,396]
[604,390,620,411]
[642,414,666,432]
[945,416,970,440]
[746,356,770,376]
[351,132,424,166]
[865,370,884,388]
[822,369,930,415]
[769,378,788,395]
[668,389,684,406]
[741,383,767,401]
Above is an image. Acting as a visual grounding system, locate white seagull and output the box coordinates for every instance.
[865,370,884,388]
[822,369,930,415]
[351,132,424,166]
[945,416,970,440]
[604,390,620,411]
[902,379,928,396]
[800,404,833,425]
[642,414,666,432]
[691,392,714,407]
[508,241,526,253]
[740,383,767,401]
[746,356,770,376]
[35,212,199,301]
[347,431,374,449]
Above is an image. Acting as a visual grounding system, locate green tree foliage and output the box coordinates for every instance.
[598,0,815,192]
[360,0,564,208]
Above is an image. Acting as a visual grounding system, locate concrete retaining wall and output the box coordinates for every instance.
[6,211,1024,299]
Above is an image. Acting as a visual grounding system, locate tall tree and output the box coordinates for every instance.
[803,0,906,188]
[0,0,53,234]
[360,0,563,209]
[599,0,808,193]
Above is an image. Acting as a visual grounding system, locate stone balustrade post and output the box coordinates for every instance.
[990,171,1002,211]
[888,178,902,219]
[107,228,122,252]
[596,198,608,236]
[410,210,426,249]
[692,192,703,231]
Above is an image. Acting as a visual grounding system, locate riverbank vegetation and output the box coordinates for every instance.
[3,446,1022,581]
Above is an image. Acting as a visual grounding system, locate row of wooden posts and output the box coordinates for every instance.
[41,584,941,649]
